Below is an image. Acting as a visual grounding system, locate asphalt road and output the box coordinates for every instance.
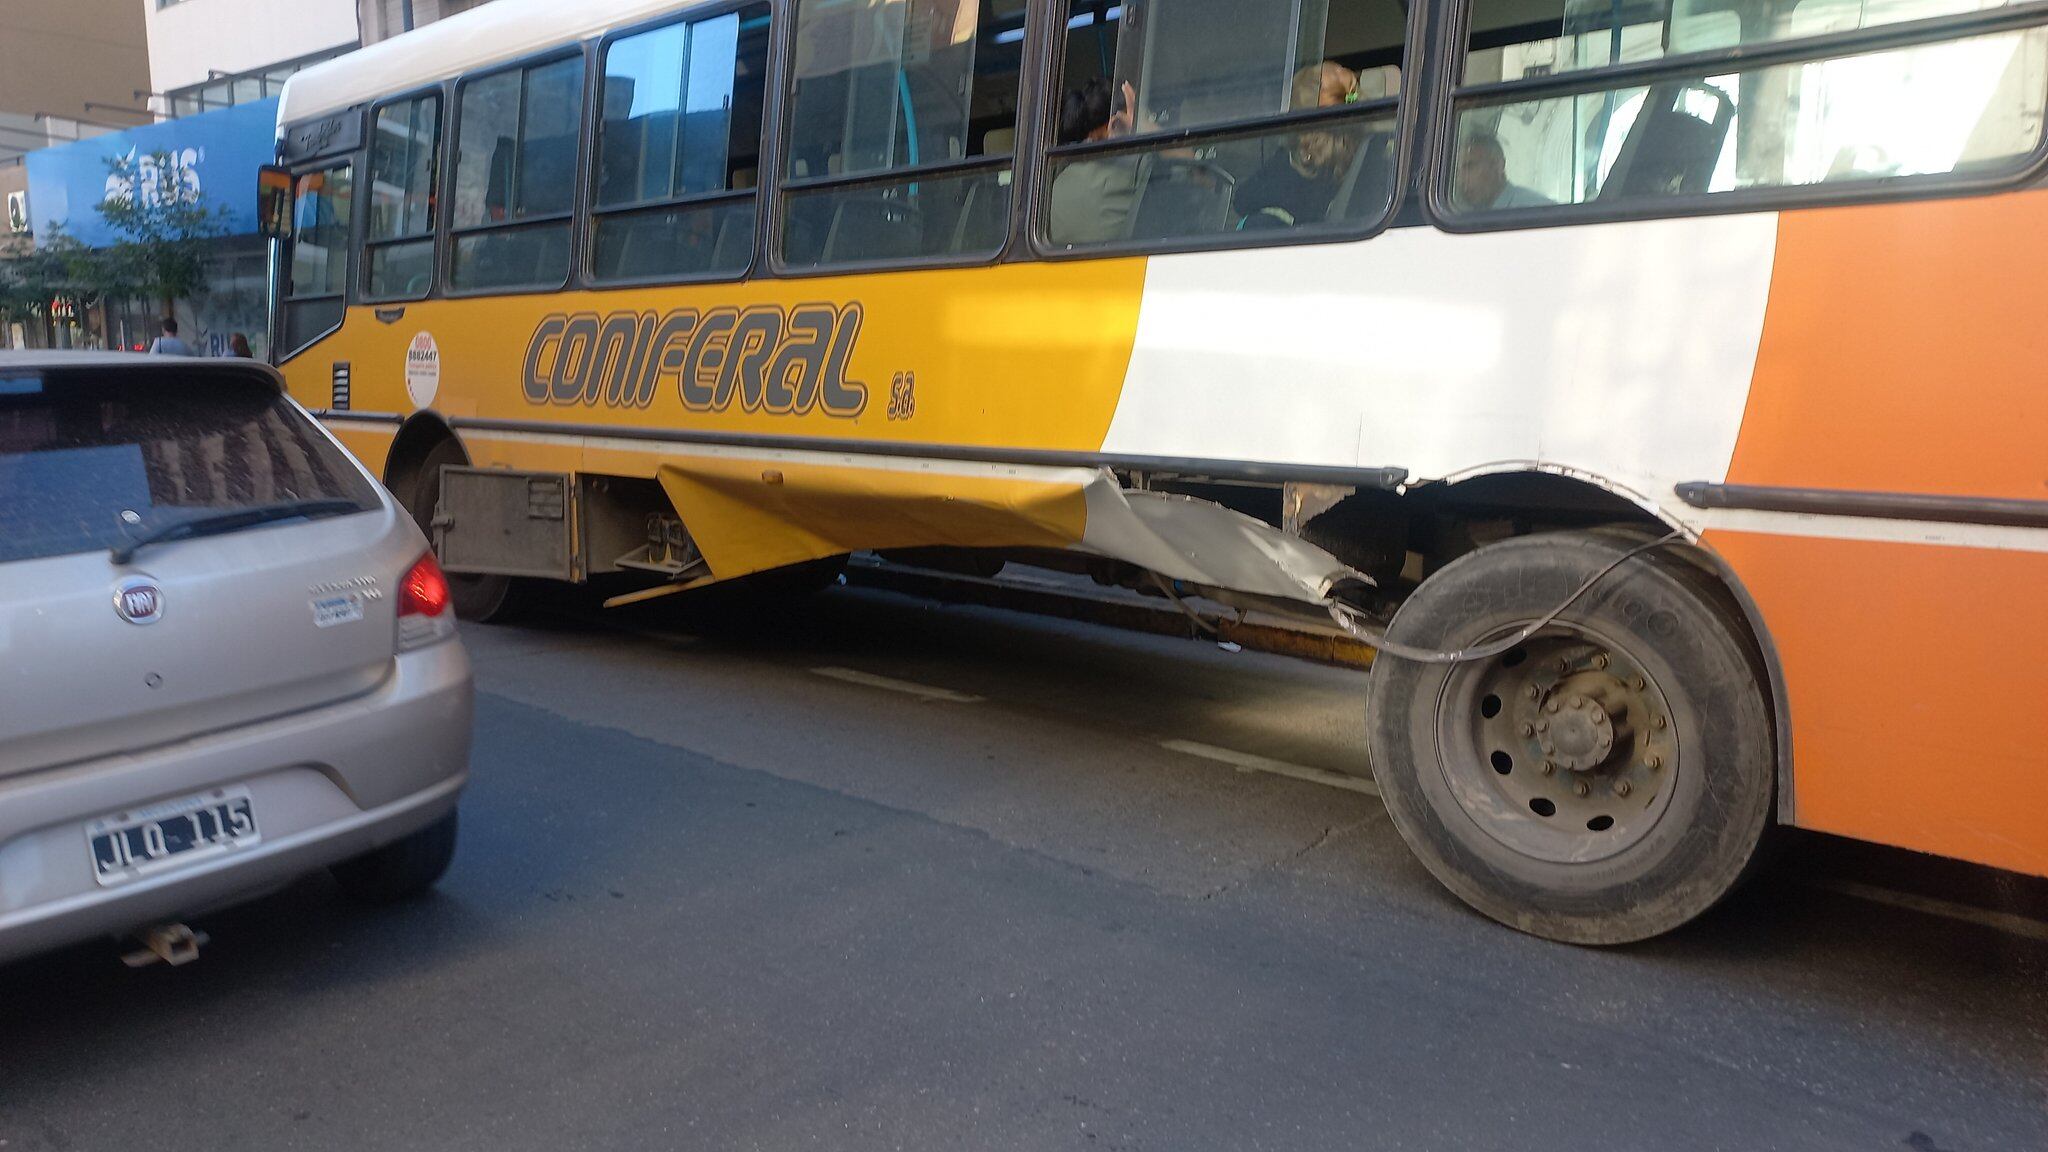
[4,583,2046,1151]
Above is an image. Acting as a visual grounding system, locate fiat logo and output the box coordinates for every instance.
[113,577,164,625]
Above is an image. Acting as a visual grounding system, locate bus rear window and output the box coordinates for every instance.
[0,367,380,564]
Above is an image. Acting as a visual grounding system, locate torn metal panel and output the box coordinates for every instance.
[649,450,1362,610]
[654,456,1094,583]
[1283,482,1357,535]
[1079,485,1360,607]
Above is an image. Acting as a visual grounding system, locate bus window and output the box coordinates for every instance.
[591,4,771,284]
[450,54,585,292]
[364,94,441,301]
[280,163,352,358]
[1042,0,1406,251]
[287,166,352,301]
[779,0,1024,270]
[1450,0,2048,214]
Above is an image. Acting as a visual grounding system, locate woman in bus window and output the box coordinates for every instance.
[1048,78,1144,244]
[1235,62,1361,230]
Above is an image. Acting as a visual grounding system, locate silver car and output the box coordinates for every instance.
[0,351,472,966]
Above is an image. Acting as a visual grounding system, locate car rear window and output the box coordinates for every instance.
[0,365,382,564]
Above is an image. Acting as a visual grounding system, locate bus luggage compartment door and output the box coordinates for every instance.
[433,466,576,580]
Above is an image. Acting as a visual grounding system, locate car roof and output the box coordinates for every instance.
[0,350,283,387]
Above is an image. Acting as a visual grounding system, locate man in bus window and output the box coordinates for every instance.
[1047,77,1144,245]
[1454,130,1554,210]
[1234,62,1362,231]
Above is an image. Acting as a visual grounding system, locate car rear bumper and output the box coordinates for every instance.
[0,639,473,967]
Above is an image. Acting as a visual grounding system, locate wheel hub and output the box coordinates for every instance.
[1536,692,1616,772]
[1431,626,1681,864]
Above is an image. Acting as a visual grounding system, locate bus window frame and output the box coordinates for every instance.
[442,45,591,299]
[283,159,358,306]
[762,0,1033,279]
[584,0,773,289]
[360,85,447,305]
[1423,0,2048,234]
[276,156,360,365]
[1023,0,1424,263]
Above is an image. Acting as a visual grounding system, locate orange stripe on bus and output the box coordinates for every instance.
[1710,530,2048,877]
[1728,190,2048,501]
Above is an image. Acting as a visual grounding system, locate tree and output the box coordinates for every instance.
[95,150,230,319]
[0,227,108,344]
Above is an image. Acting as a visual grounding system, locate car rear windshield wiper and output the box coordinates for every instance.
[110,498,367,565]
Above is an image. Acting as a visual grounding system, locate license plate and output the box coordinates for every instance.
[312,592,365,628]
[87,787,260,888]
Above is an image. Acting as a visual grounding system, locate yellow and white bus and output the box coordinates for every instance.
[265,0,2048,942]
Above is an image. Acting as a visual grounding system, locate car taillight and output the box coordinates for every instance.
[400,552,450,617]
[396,552,456,651]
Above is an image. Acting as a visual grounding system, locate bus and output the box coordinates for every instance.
[262,0,2048,944]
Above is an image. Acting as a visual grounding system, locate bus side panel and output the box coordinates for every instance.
[281,258,1152,457]
[1717,190,2048,875]
[1727,191,2048,502]
[1710,530,2048,877]
[326,422,399,479]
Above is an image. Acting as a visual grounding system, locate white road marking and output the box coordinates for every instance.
[810,667,985,704]
[1807,878,2048,944]
[1160,740,1379,797]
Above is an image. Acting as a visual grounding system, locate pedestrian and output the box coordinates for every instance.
[229,332,253,358]
[148,318,195,356]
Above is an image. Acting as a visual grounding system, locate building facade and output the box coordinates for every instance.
[0,1,152,346]
[0,1,152,167]
[357,0,498,45]
[143,0,361,118]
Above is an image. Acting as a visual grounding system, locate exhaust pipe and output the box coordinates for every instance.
[121,923,208,968]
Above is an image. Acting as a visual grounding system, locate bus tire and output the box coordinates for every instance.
[1365,530,1773,945]
[401,437,524,623]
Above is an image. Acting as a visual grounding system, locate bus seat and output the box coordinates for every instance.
[1599,82,1732,201]
[710,210,753,271]
[1128,156,1236,241]
[948,178,1008,254]
[1207,136,1269,191]
[982,127,1016,155]
[820,196,920,263]
[1326,132,1394,222]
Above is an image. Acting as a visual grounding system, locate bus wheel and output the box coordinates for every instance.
[401,437,523,623]
[1366,530,1772,945]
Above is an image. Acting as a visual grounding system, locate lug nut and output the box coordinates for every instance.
[1539,760,1555,775]
[1645,754,1663,770]
[1527,685,1541,701]
[1630,675,1646,690]
[1614,779,1632,798]
[1535,721,1549,733]
[1560,657,1573,674]
[1519,723,1535,738]
[1572,779,1590,797]
[1593,653,1609,670]
[1545,701,1560,714]
[1569,697,1585,710]
[1653,715,1667,730]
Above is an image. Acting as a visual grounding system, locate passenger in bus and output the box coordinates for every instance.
[1453,131,1554,210]
[1048,78,1144,245]
[1234,62,1362,230]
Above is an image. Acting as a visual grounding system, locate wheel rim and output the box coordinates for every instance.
[1430,623,1681,865]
